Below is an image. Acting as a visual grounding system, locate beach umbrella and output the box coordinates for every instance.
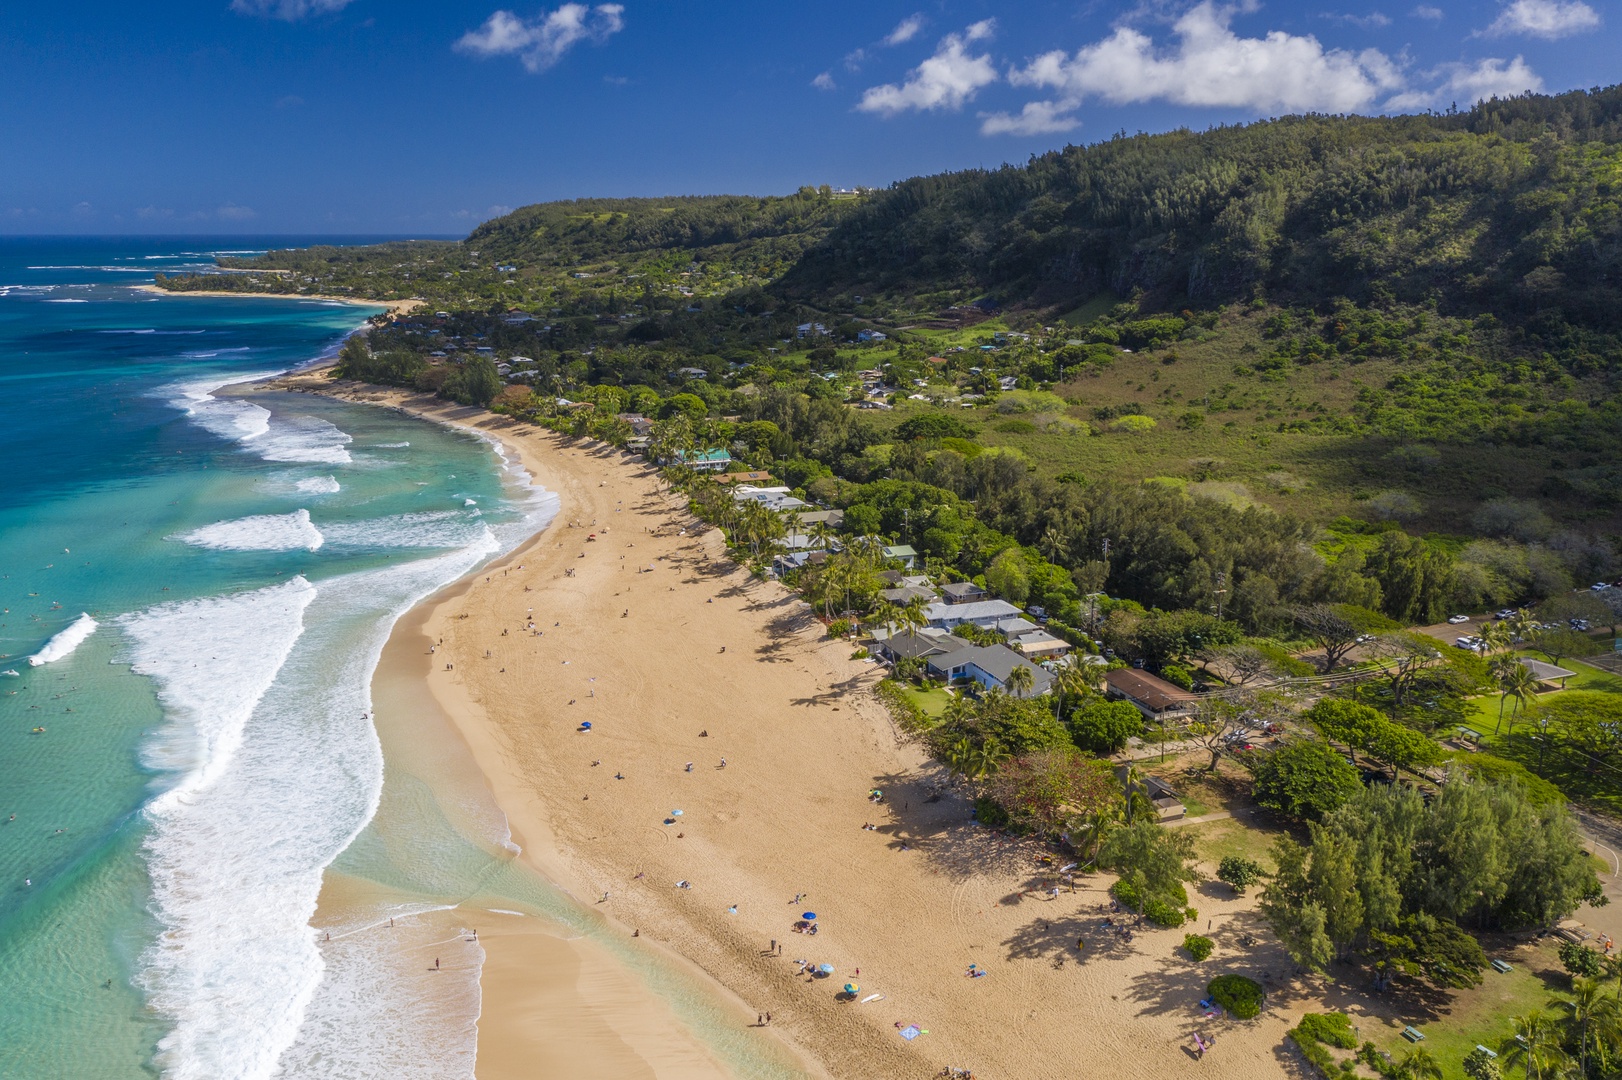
[818,963,835,975]
[802,912,816,921]
[671,809,683,816]
[844,983,859,994]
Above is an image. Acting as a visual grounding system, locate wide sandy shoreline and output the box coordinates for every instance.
[134,282,423,316]
[269,369,1312,1080]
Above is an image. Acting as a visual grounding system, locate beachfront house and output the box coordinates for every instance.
[879,585,939,605]
[873,630,971,679]
[794,509,844,529]
[952,644,1055,698]
[1114,767,1186,820]
[923,598,1024,630]
[1104,668,1197,719]
[1007,628,1071,659]
[732,485,809,513]
[715,471,775,486]
[675,448,733,472]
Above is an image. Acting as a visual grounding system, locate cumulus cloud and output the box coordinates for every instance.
[1411,4,1444,17]
[230,0,354,19]
[812,71,837,90]
[1000,2,1403,121]
[883,14,926,46]
[979,100,1082,136]
[858,21,999,115]
[1386,54,1543,108]
[456,4,625,72]
[1483,0,1599,37]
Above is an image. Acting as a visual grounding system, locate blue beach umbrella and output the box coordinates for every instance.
[818,963,835,975]
[802,912,816,920]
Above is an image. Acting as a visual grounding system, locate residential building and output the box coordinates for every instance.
[952,644,1055,698]
[675,448,732,472]
[940,582,987,605]
[715,471,774,485]
[731,485,808,512]
[882,544,918,569]
[1007,629,1071,659]
[615,413,655,436]
[873,630,971,679]
[922,598,1024,629]
[1104,668,1197,718]
[879,585,938,605]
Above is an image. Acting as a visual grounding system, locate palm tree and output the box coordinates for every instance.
[870,600,903,639]
[1040,525,1069,565]
[1391,1047,1443,1080]
[1502,1010,1570,1080]
[1480,620,1514,655]
[899,596,929,638]
[1499,664,1539,736]
[806,518,835,554]
[1559,978,1622,1076]
[1006,663,1035,699]
[1052,662,1097,721]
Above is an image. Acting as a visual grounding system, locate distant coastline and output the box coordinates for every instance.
[134,282,422,317]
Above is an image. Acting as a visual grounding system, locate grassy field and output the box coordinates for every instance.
[898,684,953,718]
[866,305,1620,536]
[1362,939,1575,1080]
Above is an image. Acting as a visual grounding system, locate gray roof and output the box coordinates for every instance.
[924,599,1024,623]
[993,616,1040,636]
[880,586,939,604]
[1519,657,1577,681]
[940,581,986,600]
[880,631,971,662]
[959,645,1054,695]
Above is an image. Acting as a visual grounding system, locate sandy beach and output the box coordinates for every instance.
[134,282,423,316]
[273,371,1317,1080]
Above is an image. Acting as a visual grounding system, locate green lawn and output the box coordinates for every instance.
[899,684,952,718]
[1364,944,1573,1080]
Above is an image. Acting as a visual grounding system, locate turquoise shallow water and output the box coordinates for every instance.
[0,239,808,1080]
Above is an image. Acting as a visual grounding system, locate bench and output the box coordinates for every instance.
[1402,1027,1426,1043]
[1491,959,1514,974]
[1475,1045,1499,1059]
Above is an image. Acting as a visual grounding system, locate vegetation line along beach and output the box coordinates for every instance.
[151,86,1622,1080]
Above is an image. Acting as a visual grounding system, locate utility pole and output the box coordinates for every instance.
[1214,570,1227,620]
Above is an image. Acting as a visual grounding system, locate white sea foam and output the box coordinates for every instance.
[375,442,409,448]
[131,537,499,1080]
[166,377,353,465]
[295,477,341,495]
[28,612,98,666]
[463,498,477,507]
[322,511,486,550]
[180,509,324,552]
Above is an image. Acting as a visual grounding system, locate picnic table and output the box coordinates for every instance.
[1402,1026,1426,1043]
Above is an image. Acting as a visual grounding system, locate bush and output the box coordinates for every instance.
[1463,1046,1503,1080]
[1287,1030,1338,1078]
[972,795,1010,828]
[1207,974,1265,1019]
[874,679,931,734]
[1159,662,1194,689]
[849,647,870,660]
[1295,1012,1357,1049]
[1560,940,1604,979]
[1069,699,1146,754]
[1143,895,1188,927]
[826,618,852,639]
[1217,855,1266,894]
[1183,934,1214,961]
[1111,414,1158,433]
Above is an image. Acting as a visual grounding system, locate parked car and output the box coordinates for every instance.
[1494,609,1519,620]
[1447,614,1470,624]
[1593,583,1613,592]
[1571,619,1592,631]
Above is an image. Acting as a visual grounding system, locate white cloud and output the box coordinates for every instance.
[857,22,999,116]
[980,100,1082,136]
[1322,10,1393,27]
[1384,55,1542,109]
[1483,0,1599,37]
[456,4,625,72]
[216,204,258,222]
[1005,2,1403,116]
[812,71,837,91]
[230,0,354,19]
[1411,4,1444,17]
[883,14,926,46]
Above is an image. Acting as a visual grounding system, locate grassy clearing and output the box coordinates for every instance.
[1364,941,1571,1080]
[899,684,953,718]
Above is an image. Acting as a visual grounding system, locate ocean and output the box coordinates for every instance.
[0,239,810,1080]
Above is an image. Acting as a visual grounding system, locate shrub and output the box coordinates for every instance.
[1287,1030,1338,1078]
[1183,934,1214,961]
[1143,896,1188,927]
[1159,663,1194,690]
[826,618,852,639]
[849,647,870,660]
[1560,941,1604,979]
[1251,740,1364,822]
[1295,1012,1357,1049]
[1069,699,1146,754]
[972,795,1010,828]
[873,679,931,734]
[1463,1046,1503,1080]
[1111,414,1158,433]
[1217,855,1266,895]
[1207,974,1265,1019]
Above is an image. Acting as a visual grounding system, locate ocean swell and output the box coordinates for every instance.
[166,377,353,465]
[28,612,98,666]
[179,509,325,553]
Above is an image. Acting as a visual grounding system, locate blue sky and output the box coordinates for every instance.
[3,0,1615,234]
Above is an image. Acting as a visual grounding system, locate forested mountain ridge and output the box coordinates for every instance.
[781,87,1622,345]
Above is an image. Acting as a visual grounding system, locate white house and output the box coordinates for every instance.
[732,485,808,513]
[923,599,1024,629]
